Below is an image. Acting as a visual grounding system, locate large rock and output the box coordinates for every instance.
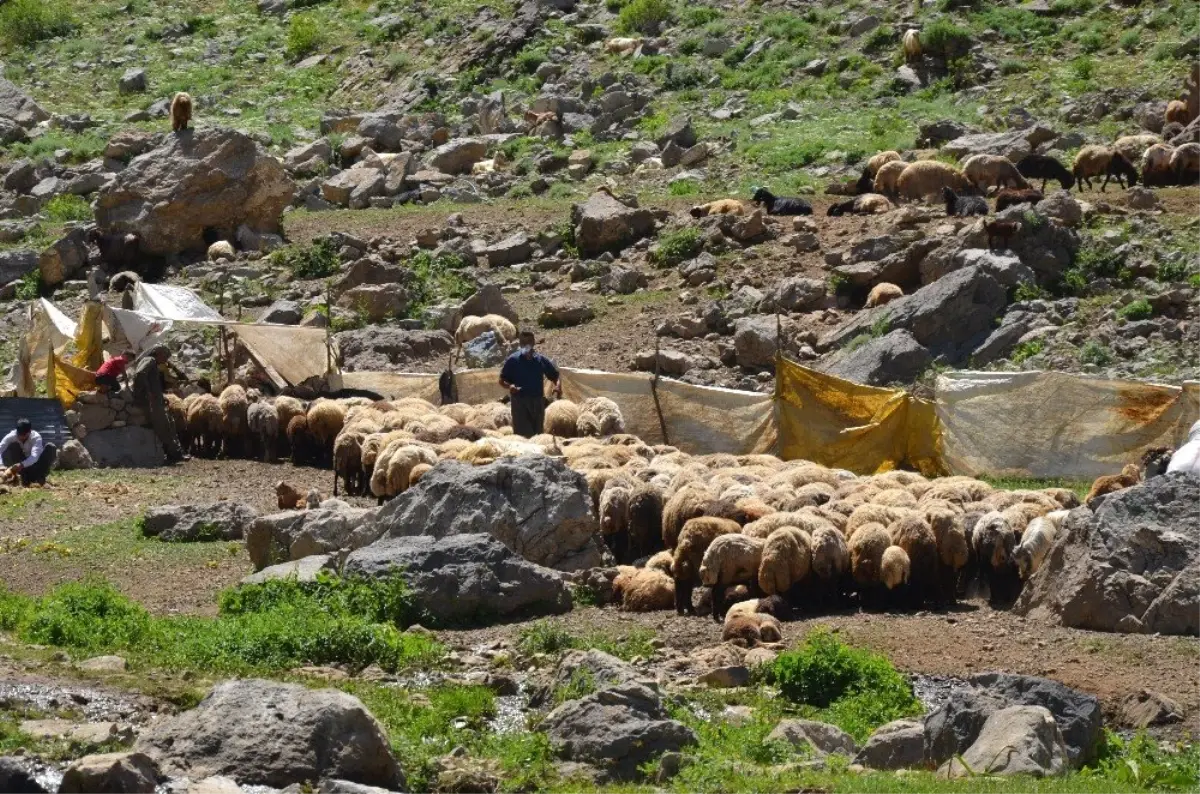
[0,249,37,286]
[118,68,148,94]
[939,706,1068,778]
[335,327,454,371]
[140,502,258,542]
[759,276,825,313]
[260,299,303,325]
[1015,473,1200,636]
[821,266,1007,363]
[960,208,1079,283]
[854,719,927,770]
[83,427,163,468]
[338,283,409,322]
[539,295,594,328]
[134,679,403,789]
[426,138,488,174]
[924,673,1103,768]
[241,554,332,585]
[59,752,159,793]
[485,232,532,267]
[0,756,46,793]
[543,683,696,781]
[56,439,94,470]
[571,191,658,257]
[367,456,605,571]
[245,501,378,570]
[341,534,571,623]
[94,128,295,257]
[819,329,932,386]
[942,126,1057,161]
[0,77,49,128]
[322,166,385,208]
[39,227,90,288]
[766,719,857,756]
[460,283,518,324]
[733,315,782,369]
[529,649,649,708]
[335,258,404,292]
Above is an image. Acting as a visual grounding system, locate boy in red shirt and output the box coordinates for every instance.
[94,350,135,394]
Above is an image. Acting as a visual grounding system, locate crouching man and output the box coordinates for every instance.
[1,419,57,487]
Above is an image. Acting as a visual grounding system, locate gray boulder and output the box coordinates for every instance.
[633,348,693,376]
[426,138,488,174]
[760,276,825,313]
[462,330,510,368]
[118,68,147,94]
[4,159,36,193]
[59,752,159,793]
[260,299,303,325]
[1015,473,1199,636]
[819,329,932,386]
[141,502,258,542]
[529,649,649,708]
[656,116,696,150]
[245,501,379,570]
[485,232,532,267]
[942,126,1057,161]
[572,191,658,257]
[0,249,37,286]
[322,166,385,208]
[820,266,1007,363]
[1036,190,1084,228]
[337,283,408,322]
[969,310,1044,365]
[39,226,90,288]
[460,283,518,324]
[854,719,927,770]
[539,295,594,328]
[0,78,49,128]
[135,679,403,789]
[335,327,454,371]
[939,706,1068,778]
[960,208,1079,284]
[83,427,163,468]
[368,456,605,571]
[599,265,648,295]
[766,719,857,756]
[0,757,46,793]
[924,673,1102,768]
[335,258,404,292]
[56,439,94,471]
[543,683,696,781]
[94,128,295,257]
[341,533,571,624]
[733,315,783,369]
[240,554,333,585]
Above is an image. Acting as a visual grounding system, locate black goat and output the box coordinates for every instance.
[751,187,812,216]
[854,168,874,195]
[994,188,1044,212]
[1016,154,1075,192]
[942,187,988,217]
[827,198,855,216]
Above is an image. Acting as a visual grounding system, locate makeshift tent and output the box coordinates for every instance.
[6,299,78,397]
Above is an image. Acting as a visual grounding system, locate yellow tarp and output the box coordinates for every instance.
[72,301,104,372]
[51,355,96,407]
[776,356,943,475]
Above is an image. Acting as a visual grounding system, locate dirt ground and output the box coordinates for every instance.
[1,460,1196,735]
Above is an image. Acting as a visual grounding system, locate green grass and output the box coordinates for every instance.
[286,12,326,60]
[41,194,92,223]
[0,576,440,675]
[0,0,73,46]
[617,0,672,35]
[648,227,702,268]
[1010,339,1045,365]
[516,620,657,662]
[1117,299,1153,321]
[270,237,340,280]
[978,476,1091,500]
[404,250,476,321]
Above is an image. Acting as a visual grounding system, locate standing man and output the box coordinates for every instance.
[132,344,187,464]
[1,419,57,487]
[499,330,561,438]
[94,350,135,394]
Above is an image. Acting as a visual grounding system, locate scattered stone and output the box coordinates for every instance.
[79,655,128,673]
[0,757,46,793]
[485,232,532,267]
[118,68,147,94]
[539,295,595,328]
[240,554,333,585]
[1117,690,1184,729]
[571,191,658,257]
[529,650,648,708]
[260,299,303,325]
[1125,186,1160,211]
[59,752,159,794]
[767,719,858,757]
[939,706,1068,779]
[854,719,927,770]
[633,348,694,376]
[56,439,94,470]
[0,77,50,128]
[335,327,454,371]
[140,502,258,542]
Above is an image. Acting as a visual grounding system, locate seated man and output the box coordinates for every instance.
[94,349,135,394]
[1,419,57,487]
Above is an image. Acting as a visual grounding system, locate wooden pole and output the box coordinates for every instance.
[649,336,670,446]
[325,282,333,378]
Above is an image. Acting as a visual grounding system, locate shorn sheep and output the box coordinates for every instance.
[170,92,192,133]
[689,199,746,217]
[750,187,812,216]
[873,160,908,198]
[942,187,988,218]
[218,385,249,459]
[902,29,921,60]
[672,516,739,615]
[961,154,1031,193]
[995,188,1044,212]
[246,400,279,463]
[1141,143,1176,187]
[865,282,903,308]
[1072,146,1138,191]
[895,161,971,202]
[1170,142,1200,184]
[700,533,765,621]
[1016,154,1075,192]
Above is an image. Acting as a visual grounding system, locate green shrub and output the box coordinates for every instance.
[271,237,340,279]
[972,8,1054,41]
[998,58,1029,75]
[514,46,548,74]
[678,36,702,55]
[286,13,325,60]
[1119,29,1140,53]
[1118,298,1153,321]
[1083,731,1200,792]
[14,271,40,301]
[1071,55,1096,82]
[1077,29,1105,53]
[1156,259,1191,284]
[921,18,971,57]
[403,250,475,320]
[680,5,721,27]
[41,195,91,223]
[648,226,702,267]
[617,0,672,35]
[1013,281,1047,302]
[0,0,73,46]
[1079,340,1113,366]
[1011,339,1045,364]
[770,630,921,739]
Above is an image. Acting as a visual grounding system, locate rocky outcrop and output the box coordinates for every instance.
[341,534,571,624]
[854,719,927,770]
[765,719,858,756]
[1015,473,1200,636]
[426,138,489,174]
[819,329,932,386]
[0,78,49,128]
[245,501,378,570]
[59,752,159,794]
[94,128,295,257]
[140,502,258,542]
[367,456,605,571]
[543,683,696,781]
[335,328,454,371]
[135,679,403,789]
[939,706,1068,779]
[38,226,89,288]
[529,649,650,708]
[571,191,658,257]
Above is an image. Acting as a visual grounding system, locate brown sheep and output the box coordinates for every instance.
[1170,142,1200,184]
[276,481,306,510]
[962,154,1031,193]
[612,567,675,611]
[185,393,222,458]
[865,282,903,308]
[1084,463,1142,506]
[700,533,766,621]
[689,199,747,218]
[672,516,739,615]
[1166,99,1189,126]
[867,151,902,176]
[171,92,193,133]
[895,161,971,202]
[849,522,891,600]
[218,385,249,458]
[880,546,911,590]
[1140,143,1176,187]
[1072,145,1139,191]
[873,160,908,198]
[887,514,939,606]
[287,414,317,467]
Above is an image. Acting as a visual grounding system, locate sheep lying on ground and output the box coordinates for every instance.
[1072,146,1139,191]
[1016,154,1075,191]
[827,194,894,216]
[612,567,675,611]
[962,154,1031,193]
[751,187,812,216]
[276,481,305,510]
[722,611,782,648]
[942,187,988,217]
[690,199,746,217]
[865,282,903,308]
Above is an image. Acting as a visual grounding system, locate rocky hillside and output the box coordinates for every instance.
[0,0,1198,389]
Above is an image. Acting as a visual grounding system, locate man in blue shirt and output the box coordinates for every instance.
[499,330,561,438]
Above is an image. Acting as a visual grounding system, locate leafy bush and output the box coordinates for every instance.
[1077,29,1105,53]
[770,630,921,738]
[14,271,40,301]
[1119,29,1140,53]
[286,13,325,60]
[0,0,73,46]
[921,18,971,57]
[1079,340,1113,366]
[404,251,475,320]
[41,195,91,223]
[1013,281,1048,302]
[998,58,1029,75]
[972,8,1054,41]
[1071,55,1096,82]
[617,0,672,35]
[514,46,548,74]
[1118,298,1153,321]
[648,227,702,267]
[0,577,438,674]
[677,36,702,55]
[271,237,340,279]
[1011,339,1045,364]
[1156,259,1191,284]
[1084,731,1200,792]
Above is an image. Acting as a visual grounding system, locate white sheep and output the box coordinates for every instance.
[1013,509,1067,579]
[246,400,279,463]
[902,29,921,60]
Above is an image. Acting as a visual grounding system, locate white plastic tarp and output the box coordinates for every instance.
[132,283,224,323]
[105,306,171,353]
[936,370,1200,479]
[331,371,442,402]
[7,299,78,396]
